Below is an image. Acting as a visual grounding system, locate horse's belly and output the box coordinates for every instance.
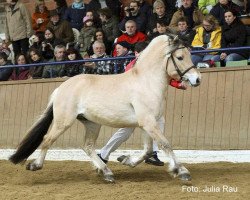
[81,105,138,128]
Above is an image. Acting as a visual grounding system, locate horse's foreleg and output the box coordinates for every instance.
[26,118,74,171]
[80,120,114,183]
[141,116,191,181]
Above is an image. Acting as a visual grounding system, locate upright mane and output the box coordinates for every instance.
[134,34,184,70]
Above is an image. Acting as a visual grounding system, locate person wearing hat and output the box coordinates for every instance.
[46,9,74,44]
[32,0,50,36]
[78,16,96,54]
[113,41,134,74]
[0,52,13,81]
[5,0,33,57]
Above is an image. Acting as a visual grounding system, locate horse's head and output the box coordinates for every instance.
[165,35,201,87]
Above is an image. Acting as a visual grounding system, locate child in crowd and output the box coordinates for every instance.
[41,27,65,60]
[29,34,43,50]
[87,29,112,56]
[27,48,45,79]
[61,48,83,77]
[176,17,195,46]
[10,53,30,80]
[148,20,172,40]
[78,16,97,55]
[0,52,13,81]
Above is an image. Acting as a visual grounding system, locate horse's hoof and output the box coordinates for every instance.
[104,175,115,183]
[117,155,127,163]
[26,162,42,171]
[178,173,191,181]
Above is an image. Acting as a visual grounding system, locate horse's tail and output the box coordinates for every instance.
[9,89,58,164]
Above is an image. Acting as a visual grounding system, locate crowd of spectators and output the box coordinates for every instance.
[0,0,250,81]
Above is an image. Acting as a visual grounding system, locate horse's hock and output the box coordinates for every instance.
[0,66,250,150]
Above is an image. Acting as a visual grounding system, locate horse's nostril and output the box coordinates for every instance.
[196,78,201,85]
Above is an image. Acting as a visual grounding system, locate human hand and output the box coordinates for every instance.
[220,53,227,60]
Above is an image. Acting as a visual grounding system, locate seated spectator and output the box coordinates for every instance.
[42,45,66,78]
[53,0,68,19]
[210,0,242,25]
[148,20,172,40]
[85,10,101,28]
[169,0,204,31]
[78,16,97,54]
[117,20,147,47]
[0,52,13,81]
[119,0,147,33]
[147,0,172,36]
[27,48,45,79]
[29,34,43,50]
[176,17,196,46]
[213,9,248,65]
[10,53,30,80]
[47,9,74,44]
[83,41,113,74]
[191,14,221,66]
[98,7,121,44]
[198,0,218,15]
[0,39,11,60]
[32,0,50,36]
[113,41,134,74]
[61,48,83,77]
[41,27,65,60]
[87,29,113,56]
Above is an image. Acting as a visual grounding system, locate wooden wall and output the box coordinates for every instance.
[0,67,250,150]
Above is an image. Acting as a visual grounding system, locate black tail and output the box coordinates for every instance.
[9,104,53,164]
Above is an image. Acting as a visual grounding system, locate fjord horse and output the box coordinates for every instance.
[9,34,201,183]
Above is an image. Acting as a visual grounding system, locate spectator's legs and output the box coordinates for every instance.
[225,53,245,62]
[19,38,29,55]
[12,38,29,57]
[210,55,220,62]
[191,54,203,66]
[100,127,135,160]
[12,40,22,57]
[202,54,215,61]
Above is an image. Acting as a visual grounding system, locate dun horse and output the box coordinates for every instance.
[9,35,201,183]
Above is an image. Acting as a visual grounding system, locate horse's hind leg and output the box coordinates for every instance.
[26,118,75,171]
[117,130,154,167]
[79,119,115,183]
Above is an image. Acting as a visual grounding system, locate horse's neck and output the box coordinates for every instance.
[135,52,168,96]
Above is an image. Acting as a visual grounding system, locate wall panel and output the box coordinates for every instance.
[0,67,250,150]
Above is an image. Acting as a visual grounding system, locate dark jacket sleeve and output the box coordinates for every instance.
[0,67,13,81]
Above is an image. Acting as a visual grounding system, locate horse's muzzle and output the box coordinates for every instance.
[191,77,201,87]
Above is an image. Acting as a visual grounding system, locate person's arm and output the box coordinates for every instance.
[20,3,33,38]
[191,28,203,47]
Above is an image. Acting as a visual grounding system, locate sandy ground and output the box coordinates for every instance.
[0,161,249,200]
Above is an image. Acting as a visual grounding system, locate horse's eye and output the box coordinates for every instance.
[177,57,183,61]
